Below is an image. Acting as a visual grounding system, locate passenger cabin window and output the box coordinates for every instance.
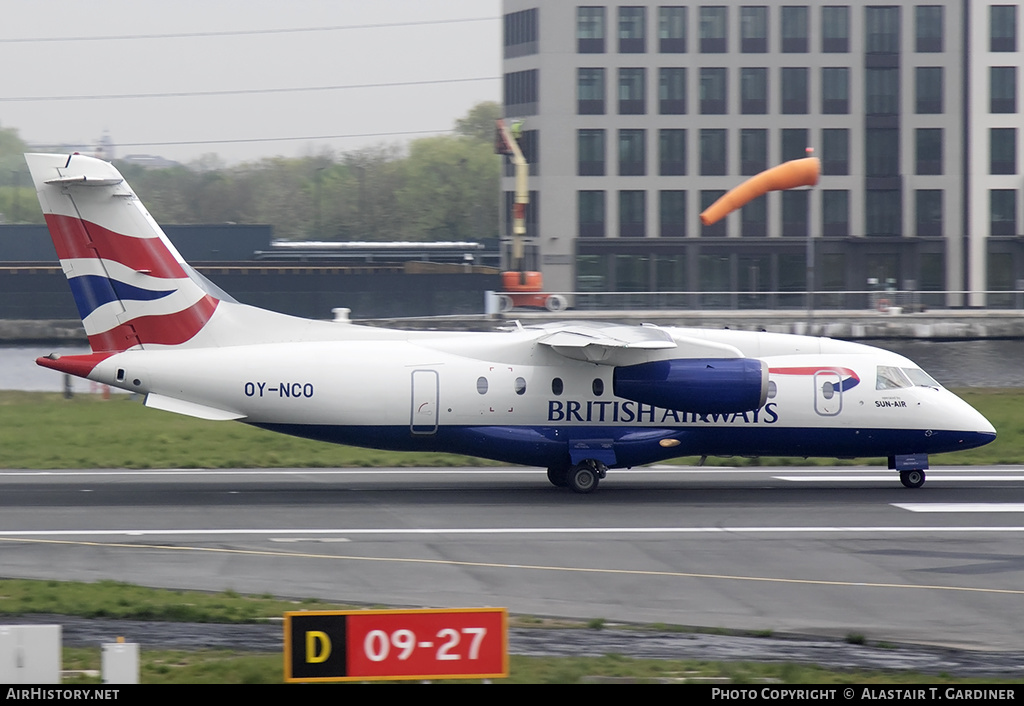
[552,377,564,395]
[477,376,489,394]
[515,377,527,395]
[592,378,605,395]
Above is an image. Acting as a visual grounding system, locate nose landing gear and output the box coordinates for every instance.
[899,469,926,489]
[891,454,928,488]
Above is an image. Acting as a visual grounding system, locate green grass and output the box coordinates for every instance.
[0,389,1016,469]
[57,649,1024,684]
[4,578,1021,684]
[0,391,497,469]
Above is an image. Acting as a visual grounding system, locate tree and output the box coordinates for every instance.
[455,101,502,143]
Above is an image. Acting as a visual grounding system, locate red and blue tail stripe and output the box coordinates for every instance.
[28,154,220,352]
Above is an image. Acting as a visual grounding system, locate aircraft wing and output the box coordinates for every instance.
[533,322,742,364]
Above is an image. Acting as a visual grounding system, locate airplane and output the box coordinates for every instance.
[25,152,995,493]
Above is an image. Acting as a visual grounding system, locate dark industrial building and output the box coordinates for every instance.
[0,224,500,320]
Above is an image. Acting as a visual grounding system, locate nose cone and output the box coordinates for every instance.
[950,394,996,451]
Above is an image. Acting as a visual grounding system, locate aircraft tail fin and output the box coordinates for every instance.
[26,153,224,352]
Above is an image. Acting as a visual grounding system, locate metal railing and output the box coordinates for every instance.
[538,290,1024,312]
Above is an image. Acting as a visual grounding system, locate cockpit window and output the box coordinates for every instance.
[876,366,912,390]
[902,367,941,388]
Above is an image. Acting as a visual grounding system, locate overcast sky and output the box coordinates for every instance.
[0,0,501,164]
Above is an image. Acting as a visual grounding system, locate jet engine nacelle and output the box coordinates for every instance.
[612,358,770,414]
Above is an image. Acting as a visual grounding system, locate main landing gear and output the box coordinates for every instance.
[547,460,608,494]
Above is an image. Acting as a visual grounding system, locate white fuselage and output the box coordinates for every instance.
[78,323,995,468]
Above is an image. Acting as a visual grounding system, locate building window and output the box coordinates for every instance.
[781,5,809,53]
[504,69,539,115]
[578,129,605,176]
[991,128,1017,175]
[741,128,767,175]
[700,67,727,114]
[866,128,899,177]
[619,6,646,53]
[822,190,849,236]
[700,128,727,176]
[619,129,646,176]
[619,68,646,114]
[741,67,767,114]
[822,67,849,114]
[740,6,767,53]
[659,6,687,52]
[577,68,605,115]
[659,67,687,114]
[578,191,606,237]
[781,67,808,114]
[866,6,900,53]
[822,6,850,53]
[659,190,687,237]
[822,128,849,176]
[619,191,646,237]
[915,67,943,114]
[866,190,902,236]
[615,255,650,291]
[866,68,900,116]
[504,8,539,58]
[991,5,1017,53]
[656,253,686,289]
[741,195,767,237]
[916,190,943,236]
[700,6,727,53]
[916,128,943,175]
[659,129,687,176]
[915,5,943,53]
[781,128,808,162]
[782,190,808,237]
[991,189,1017,235]
[700,190,727,236]
[577,7,606,53]
[991,67,1017,114]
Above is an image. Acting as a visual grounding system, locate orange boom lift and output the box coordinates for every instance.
[494,119,567,312]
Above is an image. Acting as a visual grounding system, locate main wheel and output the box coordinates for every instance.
[567,464,599,494]
[545,294,568,312]
[900,469,926,488]
[547,466,569,488]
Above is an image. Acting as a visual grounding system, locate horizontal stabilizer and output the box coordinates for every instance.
[144,393,245,421]
[44,175,123,187]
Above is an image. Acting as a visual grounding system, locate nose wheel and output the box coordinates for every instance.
[899,469,926,488]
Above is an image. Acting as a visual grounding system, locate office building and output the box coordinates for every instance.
[500,2,1024,306]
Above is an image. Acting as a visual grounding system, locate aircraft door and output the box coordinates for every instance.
[410,370,439,435]
[813,370,842,416]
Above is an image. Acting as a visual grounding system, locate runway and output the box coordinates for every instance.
[1,465,1023,652]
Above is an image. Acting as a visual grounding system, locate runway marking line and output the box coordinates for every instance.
[1,536,1022,597]
[893,503,1024,513]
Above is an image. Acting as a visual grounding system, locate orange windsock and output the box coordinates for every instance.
[700,157,820,226]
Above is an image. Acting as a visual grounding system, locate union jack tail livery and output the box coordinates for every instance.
[26,153,223,352]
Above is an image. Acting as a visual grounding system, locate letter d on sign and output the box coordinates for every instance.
[306,631,332,663]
